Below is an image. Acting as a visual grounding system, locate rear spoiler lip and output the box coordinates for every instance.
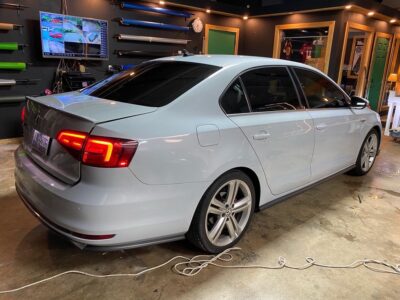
[26,95,157,125]
[26,95,94,123]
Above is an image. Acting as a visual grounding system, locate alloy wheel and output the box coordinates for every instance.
[205,179,252,247]
[360,133,378,172]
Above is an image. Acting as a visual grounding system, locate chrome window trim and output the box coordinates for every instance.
[226,109,307,117]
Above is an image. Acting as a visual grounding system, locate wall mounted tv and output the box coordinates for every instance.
[40,11,108,60]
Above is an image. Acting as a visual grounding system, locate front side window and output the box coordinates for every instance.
[220,79,250,114]
[294,68,349,109]
[83,61,221,107]
[240,67,302,112]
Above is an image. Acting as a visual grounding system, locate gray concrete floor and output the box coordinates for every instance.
[0,137,399,300]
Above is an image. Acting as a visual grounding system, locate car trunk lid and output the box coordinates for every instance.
[23,92,156,185]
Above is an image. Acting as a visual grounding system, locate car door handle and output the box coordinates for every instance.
[315,123,328,131]
[253,131,270,140]
[359,119,367,123]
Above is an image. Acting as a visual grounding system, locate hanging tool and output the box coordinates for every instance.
[0,79,16,86]
[0,95,25,103]
[115,50,172,57]
[0,2,28,9]
[0,78,40,86]
[0,62,27,70]
[0,22,23,30]
[120,2,192,18]
[116,34,189,45]
[0,42,28,51]
[119,18,189,31]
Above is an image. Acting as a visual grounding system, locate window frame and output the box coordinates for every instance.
[219,65,305,116]
[219,77,251,115]
[290,66,352,110]
[84,61,221,108]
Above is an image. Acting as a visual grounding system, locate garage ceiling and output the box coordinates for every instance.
[213,0,400,16]
[165,0,400,18]
[382,0,400,10]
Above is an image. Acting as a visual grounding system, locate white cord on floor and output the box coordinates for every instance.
[0,247,399,294]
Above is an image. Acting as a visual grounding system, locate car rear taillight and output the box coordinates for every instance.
[83,136,138,168]
[57,130,87,159]
[56,130,138,168]
[21,106,26,124]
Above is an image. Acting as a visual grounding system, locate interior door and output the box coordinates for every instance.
[228,67,314,195]
[293,68,361,180]
[205,24,239,55]
[366,36,391,111]
[338,22,374,99]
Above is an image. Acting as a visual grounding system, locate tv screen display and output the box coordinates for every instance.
[40,11,108,60]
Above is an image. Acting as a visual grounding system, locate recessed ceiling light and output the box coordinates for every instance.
[345,5,352,9]
[206,9,211,13]
[390,19,397,23]
[243,15,249,20]
[367,11,375,16]
[159,1,165,5]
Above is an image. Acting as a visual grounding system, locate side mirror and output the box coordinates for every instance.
[350,96,369,109]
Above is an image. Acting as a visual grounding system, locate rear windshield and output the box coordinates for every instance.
[82,61,221,107]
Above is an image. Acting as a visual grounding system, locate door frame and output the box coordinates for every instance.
[337,22,374,97]
[347,35,366,79]
[380,33,400,102]
[366,32,393,112]
[388,33,400,74]
[272,21,336,74]
[203,24,240,55]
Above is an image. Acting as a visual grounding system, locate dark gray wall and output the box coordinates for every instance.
[241,10,398,82]
[242,10,346,80]
[1,0,400,138]
[0,0,245,138]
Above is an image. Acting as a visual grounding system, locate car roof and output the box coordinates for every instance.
[156,54,314,69]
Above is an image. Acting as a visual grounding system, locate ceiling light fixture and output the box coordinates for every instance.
[367,11,375,16]
[243,15,248,20]
[390,19,397,23]
[159,1,165,5]
[345,5,352,9]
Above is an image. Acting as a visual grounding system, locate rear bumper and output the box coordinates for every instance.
[17,187,184,250]
[14,145,208,249]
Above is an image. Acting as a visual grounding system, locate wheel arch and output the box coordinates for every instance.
[371,125,381,147]
[186,165,263,252]
[226,167,262,212]
[189,166,263,228]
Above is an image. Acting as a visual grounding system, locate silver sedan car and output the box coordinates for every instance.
[15,55,381,253]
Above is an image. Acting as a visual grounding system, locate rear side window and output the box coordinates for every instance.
[240,67,301,112]
[294,68,349,109]
[220,79,250,114]
[84,61,220,107]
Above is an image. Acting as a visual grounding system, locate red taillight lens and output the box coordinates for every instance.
[56,130,137,168]
[21,106,26,124]
[83,136,137,168]
[57,130,88,159]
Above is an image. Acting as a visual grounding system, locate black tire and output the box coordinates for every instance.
[187,170,256,253]
[348,129,379,176]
